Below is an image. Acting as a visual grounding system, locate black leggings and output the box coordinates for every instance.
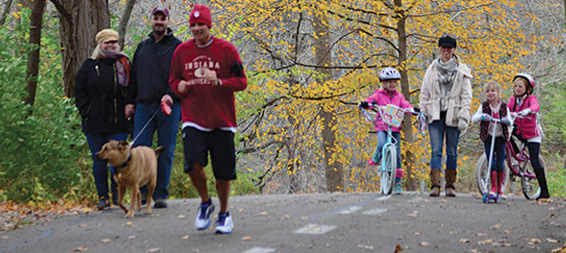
[527,142,543,171]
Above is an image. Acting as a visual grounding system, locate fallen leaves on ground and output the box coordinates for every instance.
[0,200,93,231]
[490,224,501,230]
[551,242,566,253]
[357,244,374,250]
[395,244,403,252]
[72,246,88,251]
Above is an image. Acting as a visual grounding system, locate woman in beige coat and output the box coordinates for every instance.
[419,35,473,197]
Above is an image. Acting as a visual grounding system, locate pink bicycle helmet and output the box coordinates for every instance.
[513,73,535,89]
[379,67,401,81]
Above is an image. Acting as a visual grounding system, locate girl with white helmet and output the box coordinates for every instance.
[508,73,549,200]
[358,67,413,194]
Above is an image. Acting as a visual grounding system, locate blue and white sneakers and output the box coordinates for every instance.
[215,212,233,234]
[394,183,403,195]
[195,201,215,230]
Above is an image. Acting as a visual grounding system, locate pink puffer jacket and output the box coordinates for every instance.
[363,89,413,132]
[508,95,540,139]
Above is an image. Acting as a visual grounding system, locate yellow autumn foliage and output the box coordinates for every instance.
[186,0,548,192]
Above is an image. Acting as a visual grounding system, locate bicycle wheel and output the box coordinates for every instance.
[381,144,396,195]
[521,155,546,200]
[475,154,509,194]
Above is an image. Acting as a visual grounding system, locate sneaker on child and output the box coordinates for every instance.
[394,183,403,195]
[367,159,378,166]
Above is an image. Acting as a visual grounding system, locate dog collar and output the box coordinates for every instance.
[116,153,132,169]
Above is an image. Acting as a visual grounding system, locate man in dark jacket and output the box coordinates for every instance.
[125,6,182,208]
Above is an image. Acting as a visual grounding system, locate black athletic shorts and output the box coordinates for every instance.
[182,127,236,180]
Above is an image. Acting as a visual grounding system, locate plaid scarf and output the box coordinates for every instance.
[100,50,131,87]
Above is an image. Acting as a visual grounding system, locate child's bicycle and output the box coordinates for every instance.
[359,102,426,195]
[475,114,546,201]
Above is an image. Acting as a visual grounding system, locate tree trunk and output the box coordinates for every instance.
[117,0,136,48]
[0,0,14,26]
[314,11,343,192]
[23,0,45,109]
[52,0,110,98]
[395,0,418,191]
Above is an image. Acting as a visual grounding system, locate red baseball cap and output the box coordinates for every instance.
[152,7,169,18]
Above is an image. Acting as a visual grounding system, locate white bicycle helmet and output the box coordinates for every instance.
[513,73,535,89]
[379,67,401,81]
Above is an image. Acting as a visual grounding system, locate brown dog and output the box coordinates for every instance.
[95,140,164,218]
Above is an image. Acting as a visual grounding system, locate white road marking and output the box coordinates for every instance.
[362,208,388,215]
[339,206,362,214]
[294,224,337,235]
[242,247,276,253]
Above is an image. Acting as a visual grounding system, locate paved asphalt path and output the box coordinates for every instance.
[0,192,565,253]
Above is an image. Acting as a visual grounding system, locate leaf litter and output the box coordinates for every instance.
[0,200,93,231]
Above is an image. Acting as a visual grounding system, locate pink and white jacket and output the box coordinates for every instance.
[508,94,540,139]
[363,89,413,132]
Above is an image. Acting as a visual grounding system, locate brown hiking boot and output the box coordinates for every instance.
[429,169,441,197]
[445,170,457,197]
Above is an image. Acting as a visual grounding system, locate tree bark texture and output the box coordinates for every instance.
[0,0,14,26]
[314,12,344,192]
[394,0,418,191]
[117,0,136,49]
[53,0,110,98]
[23,0,45,108]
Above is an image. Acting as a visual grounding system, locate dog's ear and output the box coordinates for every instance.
[118,140,129,149]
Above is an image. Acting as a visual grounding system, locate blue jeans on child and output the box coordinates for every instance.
[133,102,181,201]
[483,136,506,172]
[371,131,402,183]
[85,132,129,198]
[428,118,461,172]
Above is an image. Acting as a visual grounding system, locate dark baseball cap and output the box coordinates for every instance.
[438,35,457,48]
[152,7,169,17]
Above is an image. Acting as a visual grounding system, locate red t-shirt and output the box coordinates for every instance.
[169,37,247,131]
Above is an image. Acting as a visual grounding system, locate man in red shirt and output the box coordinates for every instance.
[169,4,247,234]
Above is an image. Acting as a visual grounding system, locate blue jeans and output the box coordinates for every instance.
[483,136,506,172]
[133,103,181,200]
[85,132,129,198]
[428,119,461,171]
[371,131,402,182]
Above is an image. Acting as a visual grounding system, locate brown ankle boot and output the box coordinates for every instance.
[430,169,441,197]
[445,170,457,197]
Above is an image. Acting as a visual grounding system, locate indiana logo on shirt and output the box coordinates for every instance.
[185,55,220,85]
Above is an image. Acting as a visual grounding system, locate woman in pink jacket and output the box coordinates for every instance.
[358,67,413,194]
[508,73,549,200]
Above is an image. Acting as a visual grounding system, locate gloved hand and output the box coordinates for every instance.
[500,117,511,125]
[518,108,532,116]
[481,114,492,122]
[458,119,468,131]
[358,101,369,109]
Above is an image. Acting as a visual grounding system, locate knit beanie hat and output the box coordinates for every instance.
[96,29,119,44]
[189,5,212,28]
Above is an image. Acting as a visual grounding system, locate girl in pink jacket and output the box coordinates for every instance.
[358,67,413,194]
[508,73,549,200]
